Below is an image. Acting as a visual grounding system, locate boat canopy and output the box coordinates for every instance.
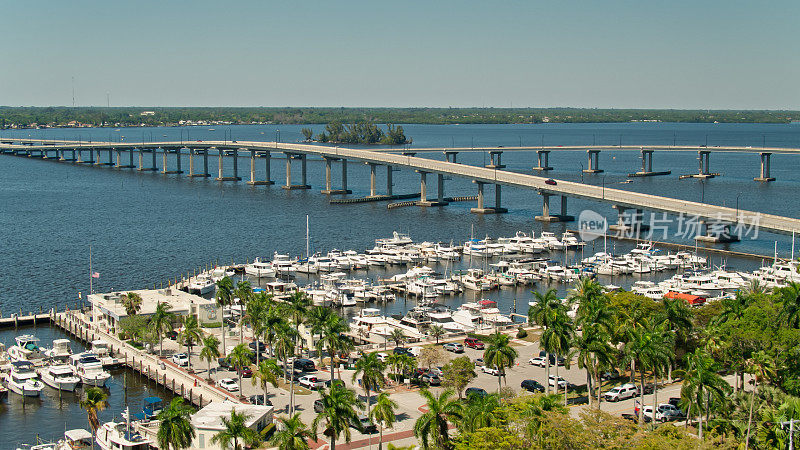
[65,429,93,442]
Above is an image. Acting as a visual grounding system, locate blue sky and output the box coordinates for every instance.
[1,1,797,109]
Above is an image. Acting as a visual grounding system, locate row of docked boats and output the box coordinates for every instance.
[1,336,117,397]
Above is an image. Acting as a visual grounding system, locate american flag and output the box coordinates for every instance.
[92,272,100,279]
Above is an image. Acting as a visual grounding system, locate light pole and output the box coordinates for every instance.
[579,162,584,183]
[735,192,742,223]
[602,175,606,200]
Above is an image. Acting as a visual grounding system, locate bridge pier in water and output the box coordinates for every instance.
[216,148,241,181]
[162,148,183,174]
[628,149,671,177]
[247,150,274,185]
[444,151,459,163]
[282,153,310,190]
[416,171,447,207]
[138,148,157,171]
[535,193,573,222]
[470,181,506,214]
[320,156,349,194]
[755,152,775,182]
[682,150,715,179]
[696,221,740,244]
[583,150,603,173]
[533,150,553,171]
[608,205,649,234]
[486,151,505,169]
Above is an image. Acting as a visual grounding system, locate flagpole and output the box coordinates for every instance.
[89,245,93,296]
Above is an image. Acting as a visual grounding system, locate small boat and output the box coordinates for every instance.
[4,361,45,396]
[187,274,215,295]
[69,353,112,387]
[244,258,277,278]
[7,335,46,365]
[44,339,74,364]
[95,408,155,450]
[91,340,121,368]
[132,397,163,420]
[39,364,81,392]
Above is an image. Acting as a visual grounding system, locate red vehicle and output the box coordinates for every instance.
[544,179,557,186]
[464,337,485,350]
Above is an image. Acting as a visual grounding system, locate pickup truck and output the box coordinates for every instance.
[603,383,638,402]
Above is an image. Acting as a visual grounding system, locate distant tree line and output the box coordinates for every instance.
[311,121,410,145]
[1,106,798,129]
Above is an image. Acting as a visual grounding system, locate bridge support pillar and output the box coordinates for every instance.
[627,148,670,177]
[386,165,393,196]
[151,147,157,170]
[444,151,459,163]
[128,148,134,168]
[320,156,346,193]
[162,147,183,174]
[417,171,447,207]
[216,148,240,181]
[608,205,650,234]
[535,192,573,221]
[189,149,210,177]
[584,150,603,173]
[137,148,144,170]
[369,163,378,197]
[696,222,740,244]
[248,150,274,185]
[72,149,77,162]
[486,151,505,169]
[176,149,182,173]
[470,181,503,214]
[342,159,348,192]
[534,150,553,171]
[755,152,775,181]
[282,153,310,190]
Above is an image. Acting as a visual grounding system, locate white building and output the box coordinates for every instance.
[88,288,220,331]
[189,400,273,450]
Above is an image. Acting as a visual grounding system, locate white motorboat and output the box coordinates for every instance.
[375,231,413,247]
[561,231,585,248]
[91,340,122,368]
[210,266,235,282]
[187,274,215,295]
[39,364,81,392]
[271,252,297,277]
[244,258,276,278]
[4,361,44,396]
[8,335,46,365]
[44,338,74,364]
[70,353,112,387]
[95,409,155,450]
[539,232,565,250]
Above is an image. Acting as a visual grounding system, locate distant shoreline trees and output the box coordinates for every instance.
[314,121,411,146]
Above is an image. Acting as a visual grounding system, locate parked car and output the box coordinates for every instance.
[216,378,239,392]
[443,343,464,353]
[376,352,389,362]
[603,383,638,402]
[249,395,272,406]
[407,347,422,357]
[283,369,302,382]
[421,373,441,386]
[313,399,325,413]
[534,351,565,366]
[600,369,620,380]
[474,358,485,367]
[236,366,253,378]
[352,415,378,434]
[393,347,413,357]
[482,365,500,376]
[248,341,267,352]
[299,375,325,390]
[217,357,232,370]
[171,353,189,367]
[635,403,685,422]
[529,356,547,367]
[465,387,488,398]
[521,379,545,393]
[638,383,656,395]
[548,375,570,388]
[166,330,179,340]
[325,379,346,389]
[293,358,316,372]
[464,338,485,349]
[545,178,557,186]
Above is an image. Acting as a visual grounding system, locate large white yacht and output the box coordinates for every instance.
[245,257,277,278]
[69,353,112,387]
[39,364,81,392]
[7,335,46,365]
[95,410,155,450]
[375,231,413,247]
[187,274,215,295]
[91,340,122,368]
[44,338,74,364]
[4,361,45,396]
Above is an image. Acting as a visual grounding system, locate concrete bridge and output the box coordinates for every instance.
[2,138,799,241]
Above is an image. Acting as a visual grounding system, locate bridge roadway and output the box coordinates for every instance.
[3,139,800,236]
[381,145,800,154]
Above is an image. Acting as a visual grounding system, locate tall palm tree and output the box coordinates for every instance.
[151,301,175,357]
[482,332,518,392]
[458,392,500,433]
[622,318,672,426]
[745,350,777,448]
[680,348,730,438]
[305,305,334,358]
[210,409,260,450]
[413,388,463,450]
[316,314,349,381]
[264,306,285,358]
[274,320,299,413]
[245,291,270,366]
[156,397,196,450]
[80,387,108,437]
[271,413,312,450]
[229,343,253,397]
[251,359,281,404]
[777,281,800,328]
[234,280,254,345]
[568,323,613,408]
[659,296,693,381]
[179,314,203,370]
[122,291,143,316]
[352,351,386,419]
[215,276,235,357]
[529,288,560,393]
[519,393,569,442]
[200,335,221,381]
[428,325,445,344]
[370,392,398,450]
[312,383,364,450]
[541,306,574,403]
[286,291,311,352]
[389,329,406,347]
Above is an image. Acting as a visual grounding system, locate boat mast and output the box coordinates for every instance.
[89,245,93,295]
[306,214,310,259]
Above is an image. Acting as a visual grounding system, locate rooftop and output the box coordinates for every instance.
[191,400,273,431]
[89,288,215,320]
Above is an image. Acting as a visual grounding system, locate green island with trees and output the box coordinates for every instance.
[1,106,798,130]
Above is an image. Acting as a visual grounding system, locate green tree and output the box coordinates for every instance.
[200,334,221,381]
[352,351,386,419]
[540,305,574,403]
[414,388,463,450]
[622,318,672,426]
[529,288,561,394]
[251,358,281,404]
[215,276,235,357]
[152,301,176,357]
[679,348,731,438]
[122,291,143,316]
[441,356,476,399]
[389,328,407,347]
[778,281,800,328]
[300,127,314,141]
[312,383,364,450]
[229,343,253,397]
[234,280,254,346]
[179,314,203,370]
[119,315,149,342]
[156,397,196,450]
[245,291,270,366]
[370,392,398,450]
[271,413,313,450]
[429,325,445,344]
[79,387,108,436]
[459,392,501,433]
[210,408,260,450]
[568,323,613,408]
[483,332,518,392]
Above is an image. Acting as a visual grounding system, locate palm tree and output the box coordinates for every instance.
[519,394,568,442]
[156,397,196,450]
[251,359,281,404]
[428,325,445,344]
[352,351,386,419]
[234,280,254,345]
[312,383,364,450]
[483,332,518,392]
[215,276,235,357]
[680,348,730,438]
[389,328,406,347]
[152,301,176,357]
[179,315,203,370]
[458,392,500,433]
[777,281,800,328]
[370,392,398,450]
[745,350,777,448]
[413,388,463,450]
[622,318,672,426]
[286,291,311,352]
[541,306,574,403]
[210,409,260,450]
[528,288,560,393]
[271,413,312,450]
[80,387,109,437]
[568,323,613,408]
[200,335,221,381]
[245,291,270,366]
[316,314,350,381]
[305,305,333,358]
[229,343,253,397]
[264,306,285,358]
[659,296,693,381]
[122,291,143,316]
